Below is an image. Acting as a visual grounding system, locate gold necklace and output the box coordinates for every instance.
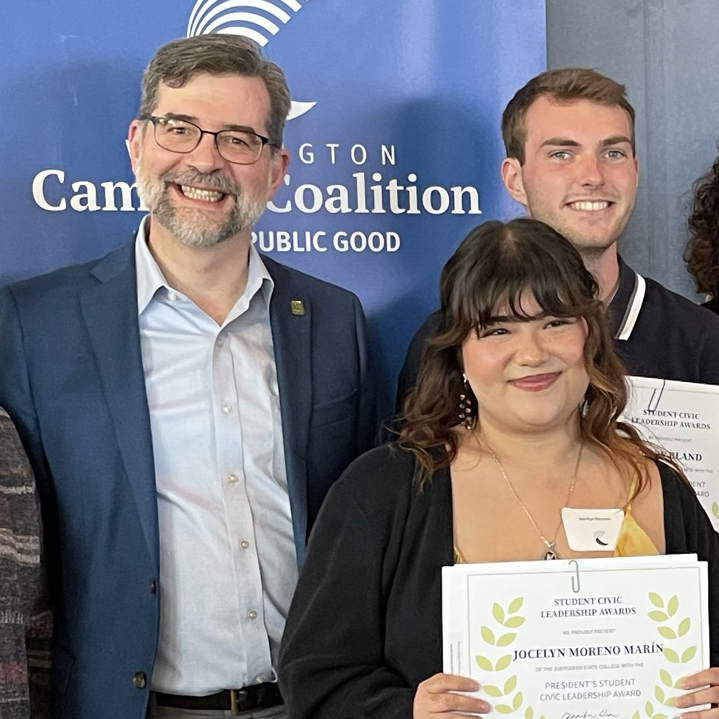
[490,447,583,560]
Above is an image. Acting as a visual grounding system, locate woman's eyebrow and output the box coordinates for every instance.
[486,312,547,323]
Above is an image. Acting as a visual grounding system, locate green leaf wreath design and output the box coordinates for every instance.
[646,591,697,710]
[525,708,546,719]
[658,668,682,690]
[473,597,528,713]
[483,675,518,698]
[481,626,496,645]
[475,598,525,673]
[495,654,512,671]
[495,691,523,714]
[635,700,668,719]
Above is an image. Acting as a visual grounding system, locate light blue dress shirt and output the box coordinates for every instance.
[134,218,298,695]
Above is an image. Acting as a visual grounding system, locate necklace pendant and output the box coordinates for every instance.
[543,546,558,560]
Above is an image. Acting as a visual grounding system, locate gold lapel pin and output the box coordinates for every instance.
[291,299,305,316]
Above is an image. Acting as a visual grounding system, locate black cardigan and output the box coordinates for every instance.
[279,445,719,719]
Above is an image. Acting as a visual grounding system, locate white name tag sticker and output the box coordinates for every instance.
[561,507,624,551]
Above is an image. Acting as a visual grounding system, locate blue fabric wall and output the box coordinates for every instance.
[2,0,546,404]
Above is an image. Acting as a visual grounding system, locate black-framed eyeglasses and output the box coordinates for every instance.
[142,115,275,165]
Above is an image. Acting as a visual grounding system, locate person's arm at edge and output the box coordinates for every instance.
[0,287,55,717]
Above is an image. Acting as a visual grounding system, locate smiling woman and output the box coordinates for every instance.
[461,293,589,435]
[278,219,719,719]
[399,219,648,498]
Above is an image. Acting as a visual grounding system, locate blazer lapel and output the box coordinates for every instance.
[80,244,159,570]
[265,258,312,563]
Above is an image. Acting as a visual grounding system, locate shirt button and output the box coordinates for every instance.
[222,404,232,414]
[216,338,224,348]
[240,540,249,549]
[228,473,239,484]
[166,291,177,302]
[255,676,264,684]
[133,672,147,688]
[248,610,258,620]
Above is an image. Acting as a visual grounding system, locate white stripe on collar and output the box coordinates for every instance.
[615,271,646,341]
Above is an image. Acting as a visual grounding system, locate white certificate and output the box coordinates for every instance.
[443,555,709,718]
[623,376,719,529]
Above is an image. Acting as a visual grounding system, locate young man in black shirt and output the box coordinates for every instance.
[397,68,719,406]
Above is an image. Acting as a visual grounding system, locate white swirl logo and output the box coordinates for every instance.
[187,0,315,119]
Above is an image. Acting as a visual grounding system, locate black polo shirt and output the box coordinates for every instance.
[396,257,719,410]
[703,297,719,316]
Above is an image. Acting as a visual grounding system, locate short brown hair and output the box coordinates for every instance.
[138,34,291,147]
[502,68,636,164]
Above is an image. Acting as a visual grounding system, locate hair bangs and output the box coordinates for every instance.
[399,219,684,499]
[447,229,595,334]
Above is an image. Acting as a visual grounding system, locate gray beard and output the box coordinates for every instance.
[136,168,268,248]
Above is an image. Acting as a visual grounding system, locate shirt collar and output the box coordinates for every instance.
[608,255,646,341]
[244,241,275,312]
[135,216,165,315]
[134,215,274,316]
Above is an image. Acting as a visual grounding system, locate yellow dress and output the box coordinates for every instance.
[454,484,660,563]
[613,504,659,556]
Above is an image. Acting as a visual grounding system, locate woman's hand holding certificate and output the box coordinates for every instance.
[443,555,710,716]
[412,674,488,717]
[675,667,719,716]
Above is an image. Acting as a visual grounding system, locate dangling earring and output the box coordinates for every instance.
[579,389,590,417]
[459,373,474,430]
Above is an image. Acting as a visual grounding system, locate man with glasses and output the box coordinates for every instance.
[0,35,375,719]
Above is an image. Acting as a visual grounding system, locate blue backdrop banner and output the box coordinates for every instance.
[2,0,546,405]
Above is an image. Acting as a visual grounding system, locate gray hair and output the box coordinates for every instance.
[138,34,291,147]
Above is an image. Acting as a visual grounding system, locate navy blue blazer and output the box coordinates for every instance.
[0,241,376,719]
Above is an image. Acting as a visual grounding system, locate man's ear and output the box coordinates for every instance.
[127,120,144,174]
[501,157,528,206]
[632,155,639,191]
[268,148,290,197]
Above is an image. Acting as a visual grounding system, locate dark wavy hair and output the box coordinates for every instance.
[397,219,675,493]
[685,150,719,296]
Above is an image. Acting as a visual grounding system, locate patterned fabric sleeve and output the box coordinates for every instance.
[0,408,52,719]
